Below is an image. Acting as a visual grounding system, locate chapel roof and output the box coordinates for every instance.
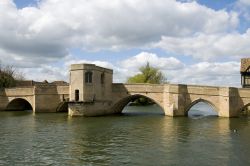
[241,58,250,72]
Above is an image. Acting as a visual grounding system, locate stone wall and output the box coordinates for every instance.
[1,69,250,117]
[0,87,34,110]
[0,85,69,112]
[34,85,69,112]
[111,83,164,114]
[110,84,250,117]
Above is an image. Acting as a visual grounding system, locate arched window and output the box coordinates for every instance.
[101,73,105,84]
[85,71,93,83]
[75,89,79,101]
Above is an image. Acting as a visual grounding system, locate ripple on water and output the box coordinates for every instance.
[0,108,250,165]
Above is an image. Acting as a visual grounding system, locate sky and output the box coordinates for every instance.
[1,0,250,87]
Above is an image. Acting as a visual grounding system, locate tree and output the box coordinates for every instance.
[127,62,166,84]
[0,63,25,88]
[127,62,166,105]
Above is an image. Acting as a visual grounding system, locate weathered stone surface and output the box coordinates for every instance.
[67,64,250,118]
[1,63,250,117]
[0,85,69,112]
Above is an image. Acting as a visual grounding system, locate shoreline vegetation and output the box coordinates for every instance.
[128,98,155,106]
[0,64,24,89]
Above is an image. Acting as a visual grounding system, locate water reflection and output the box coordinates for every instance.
[0,106,250,165]
[122,104,165,115]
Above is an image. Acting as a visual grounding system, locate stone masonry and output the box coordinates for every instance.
[1,62,250,117]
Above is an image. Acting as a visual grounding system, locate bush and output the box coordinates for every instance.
[127,62,166,84]
[0,64,24,88]
[127,62,166,105]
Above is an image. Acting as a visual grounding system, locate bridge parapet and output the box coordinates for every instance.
[0,87,35,111]
[161,84,250,117]
[238,88,250,97]
[0,85,70,113]
[34,85,69,95]
[112,83,163,92]
[69,81,250,117]
[121,84,164,93]
[186,85,220,96]
[1,82,249,118]
[3,87,34,96]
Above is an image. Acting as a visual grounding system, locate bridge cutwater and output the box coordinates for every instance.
[1,58,250,117]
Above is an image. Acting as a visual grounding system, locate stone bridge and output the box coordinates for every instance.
[1,83,250,117]
[1,63,250,118]
[0,85,69,112]
[110,83,250,117]
[66,64,250,117]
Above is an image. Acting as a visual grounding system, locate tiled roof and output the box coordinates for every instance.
[241,58,250,72]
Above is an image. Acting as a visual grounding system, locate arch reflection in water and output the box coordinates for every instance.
[187,101,218,118]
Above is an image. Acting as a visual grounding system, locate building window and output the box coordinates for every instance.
[85,71,93,83]
[75,89,79,101]
[101,73,105,84]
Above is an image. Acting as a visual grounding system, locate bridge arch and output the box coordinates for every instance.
[240,103,250,116]
[185,98,218,116]
[5,98,33,111]
[112,94,164,114]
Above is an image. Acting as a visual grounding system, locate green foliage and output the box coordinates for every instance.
[127,74,145,83]
[129,97,154,106]
[127,62,166,84]
[0,64,24,88]
[127,62,166,106]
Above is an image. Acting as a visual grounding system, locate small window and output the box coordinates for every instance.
[75,89,79,101]
[101,73,105,84]
[85,71,93,83]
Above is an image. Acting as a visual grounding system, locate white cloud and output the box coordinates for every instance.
[65,59,115,70]
[121,53,241,86]
[21,51,241,87]
[121,52,184,70]
[155,30,250,60]
[238,0,250,6]
[119,52,241,86]
[168,61,240,86]
[0,0,241,67]
[0,0,246,87]
[118,52,184,83]
[21,65,68,82]
[235,0,250,20]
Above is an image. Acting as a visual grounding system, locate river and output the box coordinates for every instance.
[0,104,250,165]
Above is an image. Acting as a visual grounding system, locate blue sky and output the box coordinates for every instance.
[195,0,236,9]
[1,0,250,86]
[14,0,237,11]
[14,0,35,8]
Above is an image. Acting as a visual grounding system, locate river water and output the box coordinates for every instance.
[0,104,250,166]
